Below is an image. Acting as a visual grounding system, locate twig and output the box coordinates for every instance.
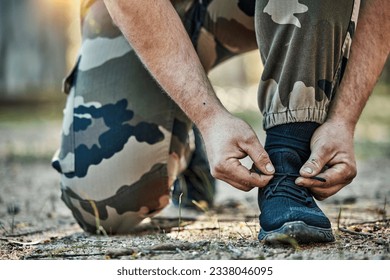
[5,227,56,237]
[383,196,387,220]
[245,221,255,239]
[172,226,219,232]
[347,218,390,226]
[7,203,18,234]
[337,207,342,230]
[175,247,186,257]
[146,242,203,252]
[337,207,375,237]
[236,231,246,239]
[24,252,106,259]
[0,222,8,234]
[217,218,222,239]
[337,201,390,228]
[338,227,375,237]
[88,199,108,237]
[141,250,177,255]
[192,200,209,212]
[176,193,184,238]
[106,248,136,258]
[0,237,45,246]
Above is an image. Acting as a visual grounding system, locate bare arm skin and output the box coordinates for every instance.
[103,0,275,191]
[296,0,390,200]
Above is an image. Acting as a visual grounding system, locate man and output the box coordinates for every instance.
[53,0,389,243]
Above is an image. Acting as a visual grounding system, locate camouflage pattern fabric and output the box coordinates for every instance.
[257,0,360,129]
[52,0,257,234]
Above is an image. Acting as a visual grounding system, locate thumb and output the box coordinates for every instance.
[300,148,328,177]
[243,140,274,175]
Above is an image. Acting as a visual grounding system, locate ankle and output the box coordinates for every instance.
[265,122,319,162]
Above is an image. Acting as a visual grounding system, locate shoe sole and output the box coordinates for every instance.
[259,221,335,244]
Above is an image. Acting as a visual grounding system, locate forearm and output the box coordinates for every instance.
[327,0,390,128]
[104,0,275,189]
[103,0,228,130]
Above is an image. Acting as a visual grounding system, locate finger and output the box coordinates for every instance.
[310,184,347,200]
[296,163,354,200]
[296,162,353,189]
[295,173,346,200]
[305,182,347,201]
[300,147,330,177]
[214,160,273,191]
[242,140,274,175]
[223,166,273,191]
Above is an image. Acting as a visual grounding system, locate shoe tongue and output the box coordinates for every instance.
[268,148,303,174]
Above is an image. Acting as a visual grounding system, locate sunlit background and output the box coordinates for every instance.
[0,0,389,162]
[0,0,77,94]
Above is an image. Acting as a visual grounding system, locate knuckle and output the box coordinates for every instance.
[306,180,315,187]
[314,193,328,201]
[212,160,225,174]
[241,179,255,191]
[244,133,257,144]
[345,165,357,181]
[262,175,273,185]
[316,195,326,201]
[210,166,222,179]
[312,188,330,201]
[308,158,322,170]
[350,166,357,179]
[253,150,269,164]
[345,178,354,186]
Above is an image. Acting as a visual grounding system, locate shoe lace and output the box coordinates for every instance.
[252,165,326,205]
[264,173,314,205]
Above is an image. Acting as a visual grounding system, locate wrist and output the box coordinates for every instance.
[195,105,231,135]
[324,115,356,135]
[326,91,360,131]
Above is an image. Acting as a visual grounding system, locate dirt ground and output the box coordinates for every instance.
[0,119,389,260]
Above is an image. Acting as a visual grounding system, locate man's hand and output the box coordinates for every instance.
[295,0,389,200]
[295,120,357,200]
[199,112,274,192]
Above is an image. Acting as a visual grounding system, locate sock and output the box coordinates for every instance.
[264,122,320,164]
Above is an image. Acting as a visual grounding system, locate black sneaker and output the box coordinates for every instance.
[256,148,335,244]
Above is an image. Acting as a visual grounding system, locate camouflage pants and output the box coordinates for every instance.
[53,0,360,234]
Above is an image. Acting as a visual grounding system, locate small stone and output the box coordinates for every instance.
[291,254,303,260]
[375,238,386,245]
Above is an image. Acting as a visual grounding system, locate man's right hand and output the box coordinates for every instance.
[199,112,274,192]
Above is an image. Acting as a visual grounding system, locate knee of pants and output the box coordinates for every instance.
[60,171,171,235]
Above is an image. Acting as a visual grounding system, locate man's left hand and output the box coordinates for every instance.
[295,120,357,200]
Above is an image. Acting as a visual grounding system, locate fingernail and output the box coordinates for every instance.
[295,178,303,185]
[303,166,313,174]
[266,163,274,173]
